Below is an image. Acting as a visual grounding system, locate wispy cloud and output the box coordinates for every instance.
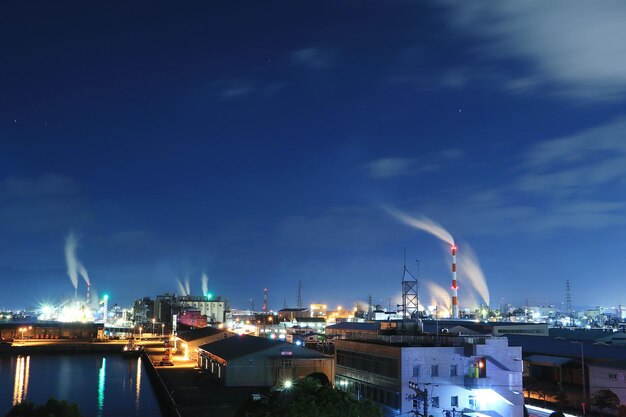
[210,79,286,100]
[366,149,463,179]
[0,174,90,233]
[367,157,416,179]
[290,47,334,70]
[444,1,626,100]
[0,174,81,199]
[519,118,626,195]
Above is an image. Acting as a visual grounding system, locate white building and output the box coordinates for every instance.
[588,362,626,409]
[176,295,225,323]
[335,335,524,417]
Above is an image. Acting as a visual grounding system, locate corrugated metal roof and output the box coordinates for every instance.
[198,334,329,361]
[178,326,224,341]
[526,355,575,366]
[326,322,379,331]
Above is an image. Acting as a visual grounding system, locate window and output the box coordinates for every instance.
[431,396,439,408]
[451,396,459,407]
[413,365,420,377]
[450,364,458,376]
[469,396,477,410]
[283,359,293,367]
[431,364,439,377]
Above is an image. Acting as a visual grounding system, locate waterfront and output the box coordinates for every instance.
[0,354,162,417]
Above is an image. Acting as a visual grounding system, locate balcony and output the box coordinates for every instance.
[464,375,492,389]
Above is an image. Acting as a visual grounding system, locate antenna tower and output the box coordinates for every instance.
[565,280,573,324]
[401,250,419,318]
[296,280,302,309]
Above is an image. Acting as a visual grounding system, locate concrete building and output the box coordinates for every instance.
[132,297,154,324]
[176,295,225,323]
[154,294,175,324]
[334,335,524,417]
[197,334,334,387]
[508,333,626,413]
[278,308,308,321]
[588,361,626,407]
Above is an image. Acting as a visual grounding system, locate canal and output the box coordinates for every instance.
[0,354,162,417]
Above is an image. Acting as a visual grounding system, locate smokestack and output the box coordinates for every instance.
[451,244,458,318]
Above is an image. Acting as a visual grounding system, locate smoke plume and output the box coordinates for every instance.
[458,243,490,306]
[201,272,209,296]
[425,281,452,311]
[77,262,90,286]
[65,233,79,291]
[176,278,188,296]
[385,206,454,245]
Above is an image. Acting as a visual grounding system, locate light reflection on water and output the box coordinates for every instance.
[0,354,161,417]
[12,355,30,406]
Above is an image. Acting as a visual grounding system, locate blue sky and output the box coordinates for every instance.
[2,1,626,311]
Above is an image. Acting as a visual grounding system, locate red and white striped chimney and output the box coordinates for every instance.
[451,244,458,318]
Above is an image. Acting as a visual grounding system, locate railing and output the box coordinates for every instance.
[332,333,497,347]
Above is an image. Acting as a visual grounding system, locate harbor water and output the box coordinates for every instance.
[0,354,162,417]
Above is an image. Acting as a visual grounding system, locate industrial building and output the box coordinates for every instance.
[175,326,235,360]
[197,334,334,387]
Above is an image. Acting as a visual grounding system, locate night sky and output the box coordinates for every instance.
[3,1,626,312]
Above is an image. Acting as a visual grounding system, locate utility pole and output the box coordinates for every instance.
[408,381,430,417]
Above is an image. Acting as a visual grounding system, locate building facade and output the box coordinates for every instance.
[334,336,524,417]
[197,335,334,387]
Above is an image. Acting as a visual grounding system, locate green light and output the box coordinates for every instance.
[207,293,213,300]
[103,294,109,300]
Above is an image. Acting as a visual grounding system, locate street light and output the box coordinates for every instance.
[152,318,156,336]
[161,323,165,337]
[139,326,143,341]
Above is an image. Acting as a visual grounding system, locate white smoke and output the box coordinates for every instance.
[385,206,454,245]
[65,233,79,291]
[458,243,490,306]
[176,278,188,296]
[201,272,209,296]
[185,277,191,296]
[77,262,90,286]
[425,281,452,311]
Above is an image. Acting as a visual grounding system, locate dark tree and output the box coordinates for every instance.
[235,379,382,417]
[554,390,569,411]
[591,389,620,417]
[5,398,82,417]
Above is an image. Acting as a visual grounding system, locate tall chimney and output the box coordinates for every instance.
[451,244,458,318]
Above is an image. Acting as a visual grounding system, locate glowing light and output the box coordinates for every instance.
[97,357,106,417]
[474,388,513,406]
[12,355,30,406]
[284,379,293,389]
[135,357,141,411]
[207,293,213,300]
